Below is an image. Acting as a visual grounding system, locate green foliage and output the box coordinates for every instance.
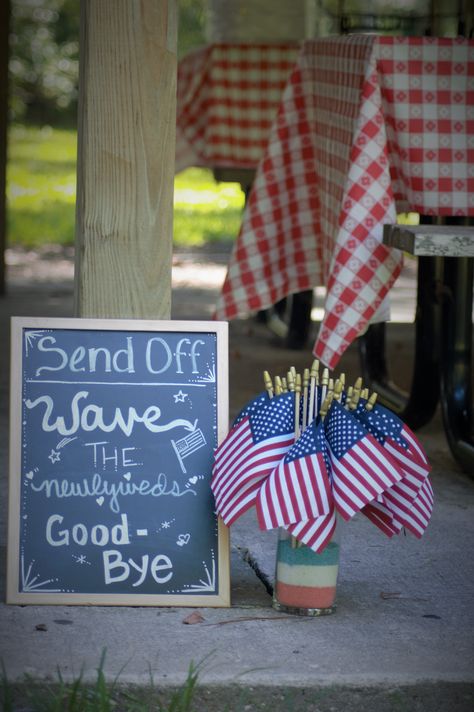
[177,0,207,58]
[7,124,77,246]
[9,0,80,125]
[9,0,206,126]
[174,168,245,247]
[7,125,244,249]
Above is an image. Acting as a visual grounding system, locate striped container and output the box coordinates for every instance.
[272,527,340,616]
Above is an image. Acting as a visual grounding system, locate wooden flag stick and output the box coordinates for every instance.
[263,370,273,399]
[320,367,330,412]
[302,368,310,431]
[294,373,302,439]
[290,373,302,549]
[308,359,319,426]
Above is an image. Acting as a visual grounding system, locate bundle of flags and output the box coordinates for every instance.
[211,361,433,553]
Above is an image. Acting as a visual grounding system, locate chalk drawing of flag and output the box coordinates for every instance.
[172,428,207,473]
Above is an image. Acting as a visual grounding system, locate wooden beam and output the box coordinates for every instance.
[75,0,177,318]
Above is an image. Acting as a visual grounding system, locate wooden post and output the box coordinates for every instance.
[75,0,177,318]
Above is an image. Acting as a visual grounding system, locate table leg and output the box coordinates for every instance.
[358,256,442,429]
[439,256,474,472]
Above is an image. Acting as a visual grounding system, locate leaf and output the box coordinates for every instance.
[182,611,205,625]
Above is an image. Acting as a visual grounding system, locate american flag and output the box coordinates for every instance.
[356,403,433,538]
[285,505,337,553]
[211,391,295,526]
[356,401,430,471]
[363,478,434,539]
[324,400,403,521]
[256,419,332,530]
[362,499,404,538]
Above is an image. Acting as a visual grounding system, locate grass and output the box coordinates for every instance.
[7,125,245,249]
[1,652,202,712]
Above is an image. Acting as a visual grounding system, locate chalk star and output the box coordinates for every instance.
[48,449,61,463]
[173,390,188,403]
[74,554,90,565]
[157,518,175,533]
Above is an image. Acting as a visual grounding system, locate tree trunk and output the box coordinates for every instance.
[0,0,10,296]
[75,0,177,319]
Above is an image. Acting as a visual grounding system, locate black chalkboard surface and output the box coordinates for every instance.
[7,317,230,606]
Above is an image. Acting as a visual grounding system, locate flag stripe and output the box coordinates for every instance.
[385,440,430,477]
[219,483,262,526]
[287,509,337,553]
[256,451,332,530]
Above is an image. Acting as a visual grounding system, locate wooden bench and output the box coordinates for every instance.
[359,223,474,475]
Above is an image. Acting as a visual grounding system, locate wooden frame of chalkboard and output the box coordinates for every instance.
[7,317,230,607]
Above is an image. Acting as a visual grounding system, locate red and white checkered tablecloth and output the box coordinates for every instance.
[176,43,299,173]
[215,35,474,369]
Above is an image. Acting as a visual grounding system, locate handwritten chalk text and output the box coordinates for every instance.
[24,391,198,436]
[30,471,196,514]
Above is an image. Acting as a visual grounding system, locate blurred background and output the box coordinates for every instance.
[6,0,470,256]
[7,0,248,256]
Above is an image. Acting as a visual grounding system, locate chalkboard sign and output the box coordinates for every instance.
[7,317,230,606]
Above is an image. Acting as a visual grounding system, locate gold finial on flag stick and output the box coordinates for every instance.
[312,359,320,386]
[349,389,360,411]
[263,370,273,399]
[361,387,369,400]
[339,372,346,388]
[302,367,310,431]
[290,365,297,380]
[328,377,334,395]
[319,367,330,423]
[352,376,362,404]
[365,392,378,411]
[319,392,334,421]
[308,359,319,425]
[287,371,295,392]
[281,377,288,393]
[345,385,354,410]
[334,378,343,402]
[274,375,283,396]
[294,373,302,439]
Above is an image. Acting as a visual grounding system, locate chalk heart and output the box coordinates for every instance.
[177,533,190,547]
[25,471,34,480]
[123,473,131,481]
[96,496,105,506]
[189,476,198,485]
